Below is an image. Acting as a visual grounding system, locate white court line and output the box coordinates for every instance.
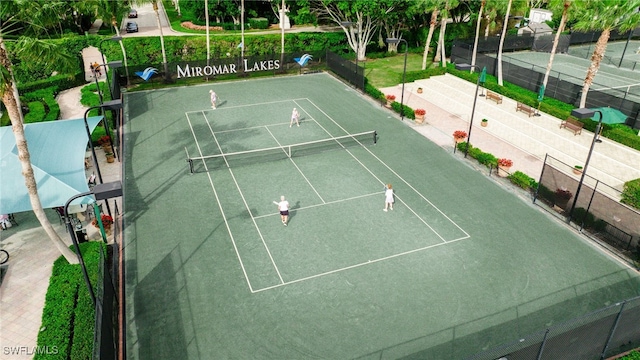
[214,121,292,134]
[202,112,285,286]
[186,112,255,292]
[185,98,309,115]
[305,98,471,241]
[251,238,460,294]
[264,126,326,204]
[555,62,639,85]
[295,99,456,243]
[253,192,380,220]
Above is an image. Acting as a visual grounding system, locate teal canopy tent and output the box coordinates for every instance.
[592,107,628,125]
[0,116,103,214]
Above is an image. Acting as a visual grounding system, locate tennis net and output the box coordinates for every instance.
[186,130,377,173]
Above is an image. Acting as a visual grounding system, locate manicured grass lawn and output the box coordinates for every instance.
[363,53,432,88]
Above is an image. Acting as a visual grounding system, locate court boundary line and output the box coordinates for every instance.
[184,98,310,115]
[297,98,470,242]
[253,192,379,220]
[189,97,470,293]
[294,99,449,243]
[185,112,256,291]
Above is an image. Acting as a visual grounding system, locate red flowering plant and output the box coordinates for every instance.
[497,158,513,167]
[414,108,426,116]
[97,135,111,145]
[452,130,468,140]
[92,214,114,228]
[385,94,396,101]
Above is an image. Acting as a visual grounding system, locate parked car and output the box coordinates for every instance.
[128,9,137,18]
[126,22,138,33]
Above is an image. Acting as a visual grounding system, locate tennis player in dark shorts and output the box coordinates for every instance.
[274,196,290,226]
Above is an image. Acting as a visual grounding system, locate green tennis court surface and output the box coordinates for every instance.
[123,73,640,359]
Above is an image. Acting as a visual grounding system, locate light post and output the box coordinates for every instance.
[455,63,484,158]
[99,36,123,99]
[84,100,123,187]
[341,21,359,84]
[64,181,123,307]
[386,38,408,121]
[566,108,603,223]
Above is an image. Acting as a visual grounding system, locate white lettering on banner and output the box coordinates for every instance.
[177,59,280,78]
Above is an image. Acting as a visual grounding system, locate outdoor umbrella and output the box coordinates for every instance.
[536,84,545,116]
[592,107,628,125]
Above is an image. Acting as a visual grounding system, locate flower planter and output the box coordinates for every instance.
[481,120,488,127]
[453,137,465,144]
[417,88,423,94]
[573,166,583,175]
[106,153,115,163]
[415,115,424,124]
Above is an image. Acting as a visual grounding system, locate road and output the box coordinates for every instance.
[121,1,340,38]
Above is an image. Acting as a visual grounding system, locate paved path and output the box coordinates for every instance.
[381,73,640,195]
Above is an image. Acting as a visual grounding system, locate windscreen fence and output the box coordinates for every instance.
[466,295,640,360]
[326,50,365,90]
[533,155,640,270]
[451,47,640,128]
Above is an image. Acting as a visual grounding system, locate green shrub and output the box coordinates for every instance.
[475,152,498,167]
[619,350,640,360]
[248,18,269,29]
[536,184,555,203]
[35,242,103,360]
[571,207,598,228]
[621,178,640,210]
[508,171,537,190]
[404,67,447,83]
[23,101,47,123]
[390,101,415,120]
[365,82,385,102]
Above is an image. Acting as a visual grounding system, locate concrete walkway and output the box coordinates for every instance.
[381,73,640,195]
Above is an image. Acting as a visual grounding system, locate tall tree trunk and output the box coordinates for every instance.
[422,10,439,70]
[0,40,78,264]
[542,1,570,90]
[152,1,170,81]
[438,14,448,67]
[497,0,513,86]
[205,0,210,70]
[484,16,490,39]
[470,1,486,73]
[111,17,131,86]
[579,28,610,108]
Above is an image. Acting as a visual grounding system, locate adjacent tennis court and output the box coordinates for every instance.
[122,73,640,359]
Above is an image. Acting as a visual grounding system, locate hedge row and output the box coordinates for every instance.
[447,63,640,151]
[35,242,103,360]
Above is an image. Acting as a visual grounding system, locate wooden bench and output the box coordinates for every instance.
[486,91,503,104]
[559,118,583,135]
[516,102,535,117]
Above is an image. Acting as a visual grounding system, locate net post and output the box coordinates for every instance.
[184,147,194,174]
[374,131,377,144]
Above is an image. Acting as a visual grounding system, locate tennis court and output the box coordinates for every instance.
[122,73,640,359]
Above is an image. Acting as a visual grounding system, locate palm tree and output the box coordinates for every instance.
[93,0,132,86]
[541,0,574,92]
[573,0,640,108]
[470,0,486,73]
[496,0,512,86]
[0,6,80,263]
[421,6,440,70]
[435,0,459,68]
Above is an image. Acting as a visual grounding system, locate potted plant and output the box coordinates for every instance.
[417,87,423,94]
[496,158,513,177]
[385,94,396,107]
[453,130,468,143]
[414,108,426,124]
[481,118,488,127]
[105,152,115,163]
[554,187,573,210]
[573,165,583,175]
